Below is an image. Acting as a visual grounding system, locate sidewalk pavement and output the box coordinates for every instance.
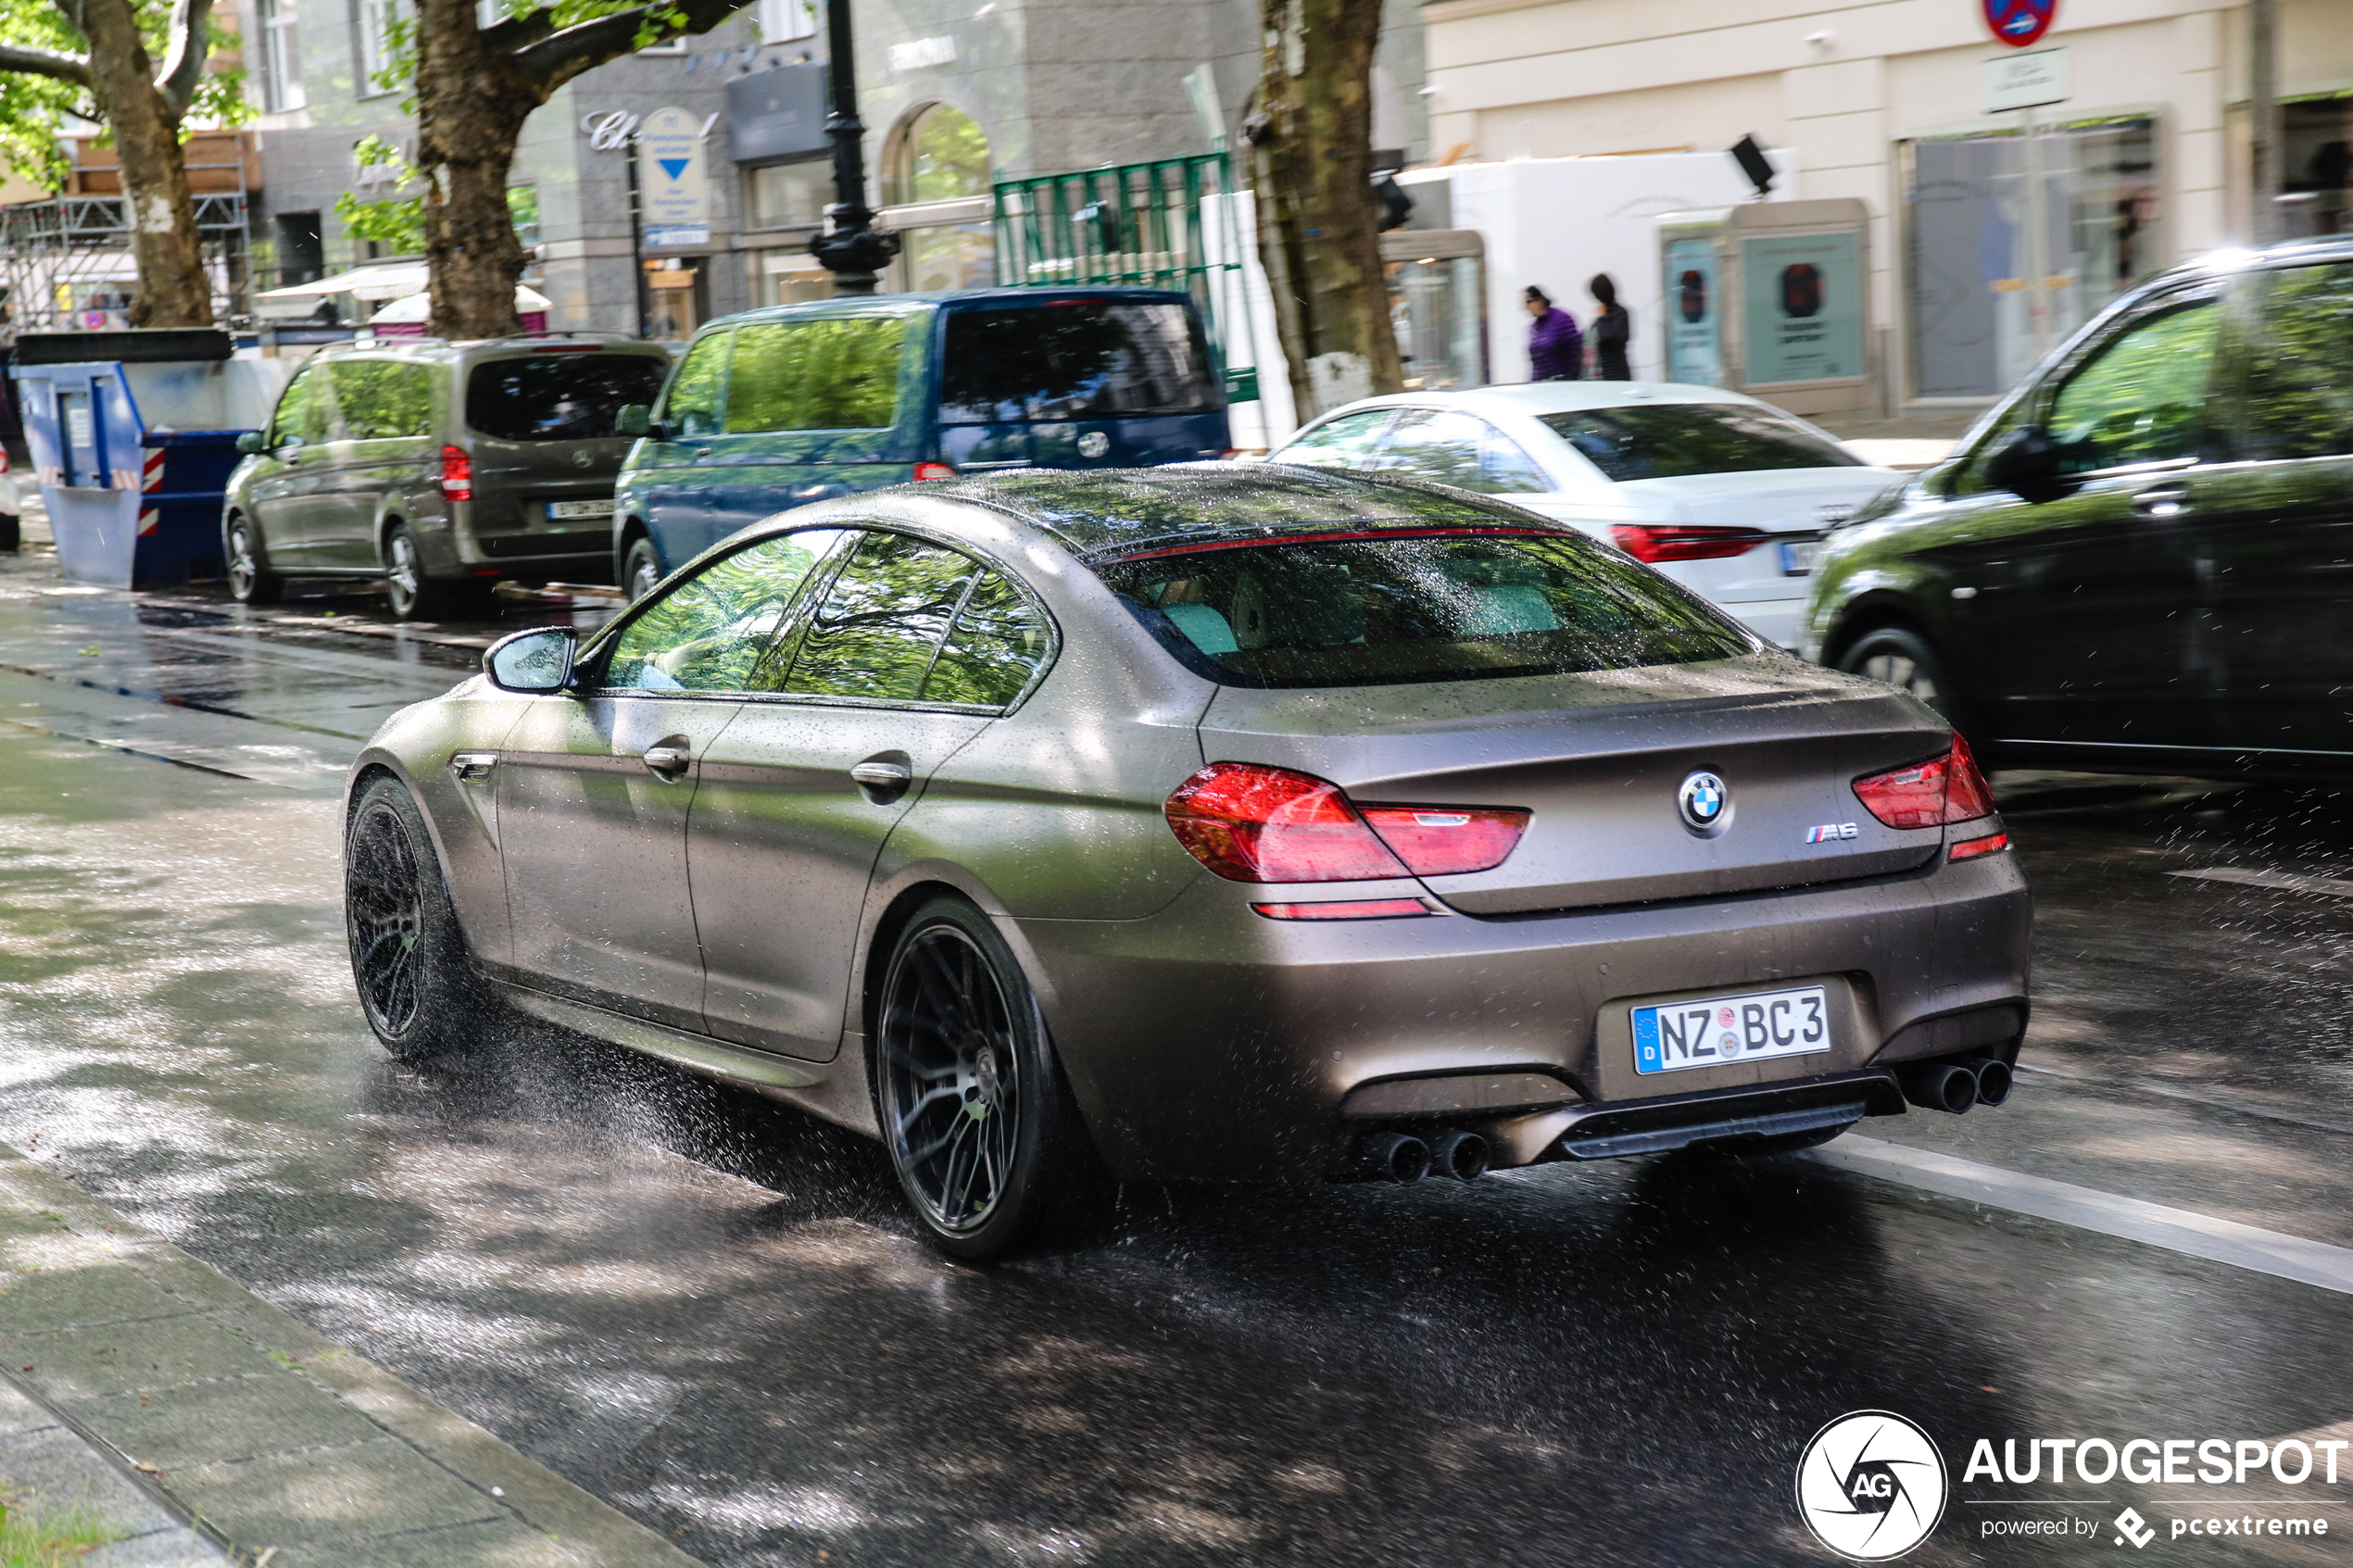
[0,1141,707,1568]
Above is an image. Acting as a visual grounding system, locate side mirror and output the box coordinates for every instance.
[484,626,577,694]
[615,404,651,437]
[1982,424,2064,503]
[235,431,266,455]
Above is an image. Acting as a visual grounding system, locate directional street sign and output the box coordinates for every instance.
[637,107,711,246]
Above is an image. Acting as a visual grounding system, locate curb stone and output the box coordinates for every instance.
[0,1142,707,1568]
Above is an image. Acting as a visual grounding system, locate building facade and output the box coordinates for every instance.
[1421,0,2353,408]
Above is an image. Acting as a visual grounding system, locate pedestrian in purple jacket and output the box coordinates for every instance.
[1525,286,1582,381]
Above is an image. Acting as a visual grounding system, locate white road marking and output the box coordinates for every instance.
[2169,866,2353,899]
[1808,1136,2353,1298]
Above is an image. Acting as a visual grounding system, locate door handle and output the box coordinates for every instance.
[2132,483,2190,519]
[849,759,913,802]
[642,743,691,779]
[693,446,712,458]
[449,750,497,781]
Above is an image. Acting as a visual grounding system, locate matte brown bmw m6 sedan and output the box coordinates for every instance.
[342,466,2032,1258]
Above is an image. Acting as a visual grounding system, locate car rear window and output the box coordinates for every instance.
[938,302,1217,423]
[466,353,671,442]
[1539,404,1857,482]
[1097,531,1753,688]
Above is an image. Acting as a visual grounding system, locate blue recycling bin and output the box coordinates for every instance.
[7,330,268,590]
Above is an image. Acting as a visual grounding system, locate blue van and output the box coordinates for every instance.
[610,286,1231,596]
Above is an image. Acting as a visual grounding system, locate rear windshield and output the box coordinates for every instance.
[1539,404,1858,482]
[939,302,1217,423]
[466,353,670,442]
[1097,531,1754,688]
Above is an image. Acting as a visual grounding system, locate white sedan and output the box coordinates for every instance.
[1266,383,1901,650]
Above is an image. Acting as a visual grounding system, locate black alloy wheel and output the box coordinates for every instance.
[344,774,497,1066]
[383,521,449,620]
[874,897,1097,1261]
[1838,625,1962,726]
[226,517,284,605]
[623,535,663,604]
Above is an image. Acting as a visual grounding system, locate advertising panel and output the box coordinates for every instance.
[1741,231,1863,384]
[1662,236,1722,386]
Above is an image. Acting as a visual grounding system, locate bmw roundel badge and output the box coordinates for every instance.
[1678,770,1730,835]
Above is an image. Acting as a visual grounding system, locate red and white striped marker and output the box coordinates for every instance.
[136,448,166,536]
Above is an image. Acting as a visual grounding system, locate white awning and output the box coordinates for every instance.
[368,286,551,323]
[255,261,430,302]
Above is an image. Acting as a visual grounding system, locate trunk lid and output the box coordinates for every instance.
[1610,467,1903,533]
[1195,660,1950,914]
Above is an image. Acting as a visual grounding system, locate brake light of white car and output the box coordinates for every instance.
[1609,524,1771,563]
[1165,762,1528,883]
[1850,733,1997,831]
[439,445,473,502]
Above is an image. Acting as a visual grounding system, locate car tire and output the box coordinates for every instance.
[872,896,1105,1261]
[1837,625,1963,726]
[383,521,451,620]
[344,773,503,1069]
[226,516,284,606]
[622,535,663,603]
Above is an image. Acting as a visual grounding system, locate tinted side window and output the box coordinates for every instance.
[2240,264,2353,460]
[1277,409,1395,468]
[772,533,980,701]
[1365,408,1485,490]
[603,529,849,692]
[937,303,1216,422]
[466,355,670,441]
[924,571,1050,707]
[1537,404,1857,481]
[724,317,909,433]
[661,331,731,438]
[2047,302,2218,474]
[270,368,317,447]
[329,360,434,441]
[1480,427,1550,493]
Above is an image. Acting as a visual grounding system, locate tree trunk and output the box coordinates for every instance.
[77,0,212,327]
[415,0,540,339]
[1252,0,1400,420]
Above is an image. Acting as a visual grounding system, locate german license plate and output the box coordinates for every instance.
[1780,539,1823,576]
[1633,985,1831,1075]
[547,498,614,521]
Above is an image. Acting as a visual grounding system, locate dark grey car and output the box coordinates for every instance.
[224,335,673,618]
[341,466,2032,1258]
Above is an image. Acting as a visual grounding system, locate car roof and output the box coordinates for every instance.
[915,463,1567,560]
[708,285,1201,332]
[1297,382,1764,427]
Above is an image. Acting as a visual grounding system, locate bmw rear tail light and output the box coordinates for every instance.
[1851,732,1996,830]
[439,445,473,502]
[0,448,10,473]
[912,461,957,481]
[1609,524,1770,563]
[1164,762,1528,883]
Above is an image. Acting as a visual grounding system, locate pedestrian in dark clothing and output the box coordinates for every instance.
[1525,285,1582,381]
[1588,273,1631,381]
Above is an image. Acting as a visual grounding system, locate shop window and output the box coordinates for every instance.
[1904,118,2158,399]
[646,258,707,341]
[2283,96,2353,241]
[886,103,994,294]
[747,159,831,230]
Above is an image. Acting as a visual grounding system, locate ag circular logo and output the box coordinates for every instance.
[1076,430,1111,458]
[1677,769,1730,835]
[1795,1411,1948,1561]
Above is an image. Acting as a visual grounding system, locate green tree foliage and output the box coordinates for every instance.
[0,0,245,192]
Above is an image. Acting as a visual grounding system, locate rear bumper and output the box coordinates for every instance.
[1014,847,2030,1183]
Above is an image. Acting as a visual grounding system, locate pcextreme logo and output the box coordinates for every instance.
[1796,1411,1950,1561]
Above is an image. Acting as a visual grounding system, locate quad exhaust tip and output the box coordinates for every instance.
[1360,1131,1431,1184]
[1358,1129,1488,1183]
[1895,1054,2019,1114]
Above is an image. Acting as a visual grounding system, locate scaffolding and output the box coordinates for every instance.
[992,151,1261,401]
[0,135,258,339]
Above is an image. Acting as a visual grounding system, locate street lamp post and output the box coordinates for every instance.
[807,0,899,294]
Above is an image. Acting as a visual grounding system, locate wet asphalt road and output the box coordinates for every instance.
[2,558,2352,1566]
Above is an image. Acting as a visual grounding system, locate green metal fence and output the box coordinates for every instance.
[992,152,1260,401]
